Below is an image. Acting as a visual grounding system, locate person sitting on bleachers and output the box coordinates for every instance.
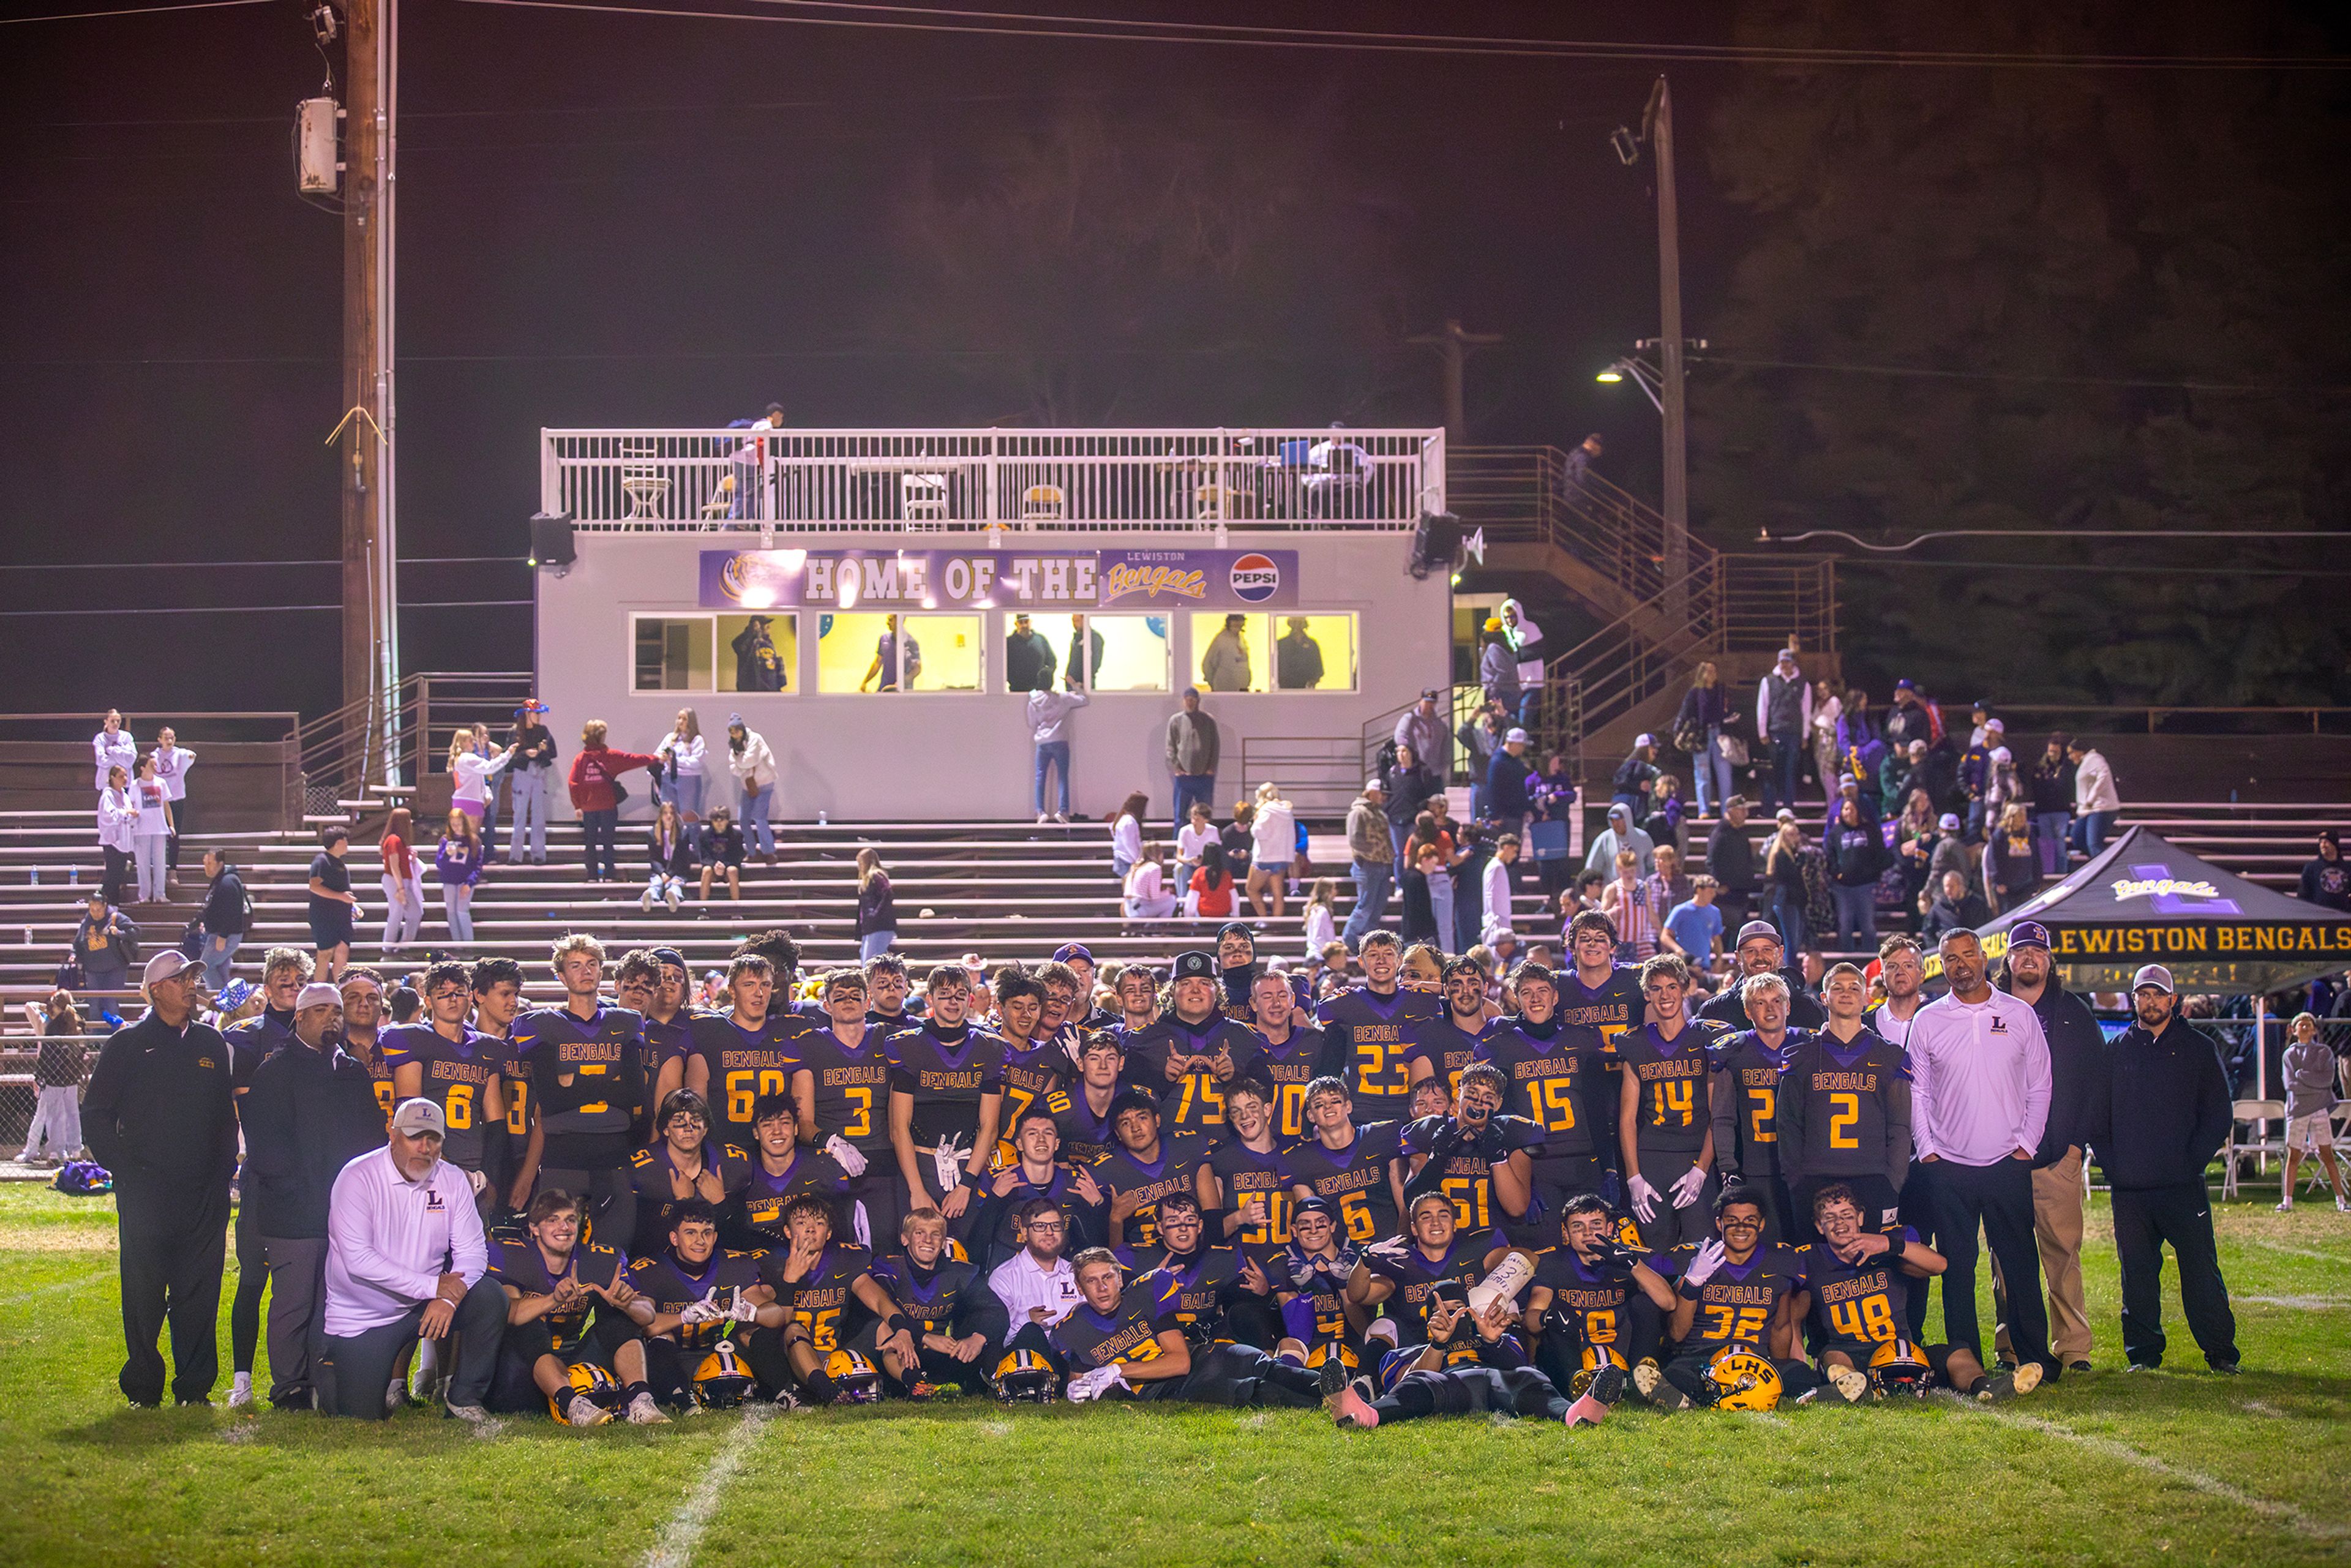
[695,808,746,903]
[644,800,697,914]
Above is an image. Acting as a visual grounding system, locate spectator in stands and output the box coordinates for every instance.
[446,730,514,846]
[653,708,707,823]
[1342,779,1393,945]
[1705,795,1756,930]
[1888,738,1938,817]
[860,614,923,692]
[1398,842,1447,947]
[129,755,172,906]
[731,614,787,692]
[1674,662,1733,816]
[1982,737,2021,839]
[197,849,247,991]
[2068,738,2120,858]
[1165,688,1220,830]
[1394,691,1448,777]
[94,708,137,793]
[1478,619,1520,724]
[73,892,132,996]
[1245,782,1295,920]
[1499,598,1546,731]
[1562,432,1605,486]
[1123,842,1179,921]
[1110,792,1148,880]
[97,763,137,908]
[1174,801,1217,890]
[1661,875,1723,971]
[1922,869,1990,940]
[1487,727,1535,841]
[725,715,777,864]
[1301,878,1338,960]
[855,847,897,959]
[1881,678,1944,755]
[1383,741,1441,866]
[2030,735,2076,878]
[643,798,694,913]
[1644,842,1693,932]
[1027,675,1087,825]
[695,806,745,903]
[1584,801,1654,879]
[433,810,483,943]
[1984,803,2042,912]
[377,808,424,958]
[1599,849,1655,961]
[1005,612,1056,694]
[18,990,89,1165]
[1480,832,1520,939]
[1200,613,1253,692]
[1275,615,1323,690]
[1809,681,1843,802]
[1761,813,1810,954]
[2278,1011,2348,1212]
[569,721,660,884]
[149,726,197,890]
[1643,773,1687,857]
[1823,797,1885,954]
[2300,831,2351,910]
[1458,700,1504,822]
[307,825,359,981]
[1611,734,1661,819]
[1892,790,1941,905]
[1755,648,1811,813]
[506,700,558,867]
[1930,812,1976,895]
[1221,800,1255,891]
[722,403,786,519]
[1190,842,1238,922]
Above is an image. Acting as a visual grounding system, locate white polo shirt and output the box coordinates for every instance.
[323,1144,488,1337]
[988,1248,1081,1345]
[1906,988,2051,1168]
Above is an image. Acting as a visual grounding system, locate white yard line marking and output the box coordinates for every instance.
[640,1408,774,1568]
[2240,1294,2350,1311]
[0,1266,112,1309]
[2241,1237,2351,1265]
[1958,1403,2347,1539]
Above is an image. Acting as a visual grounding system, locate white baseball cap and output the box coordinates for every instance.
[1505,728,1530,745]
[140,950,197,991]
[294,981,342,1011]
[2131,964,2175,995]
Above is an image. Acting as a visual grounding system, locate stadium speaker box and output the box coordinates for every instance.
[529,511,576,569]
[1408,511,1463,579]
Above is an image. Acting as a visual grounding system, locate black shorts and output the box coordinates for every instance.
[310,910,353,949]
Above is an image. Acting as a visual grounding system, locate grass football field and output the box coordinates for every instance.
[2,1182,2346,1567]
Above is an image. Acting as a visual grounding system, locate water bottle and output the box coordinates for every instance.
[69,867,78,887]
[817,811,828,827]
[29,867,37,886]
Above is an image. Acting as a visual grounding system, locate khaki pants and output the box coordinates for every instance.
[1994,1146,2093,1365]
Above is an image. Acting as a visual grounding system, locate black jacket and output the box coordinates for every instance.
[1706,820,1757,895]
[239,1040,387,1238]
[2006,979,2109,1166]
[199,868,249,937]
[648,825,698,877]
[1697,969,1825,1031]
[82,1012,239,1198]
[2089,1017,2233,1191]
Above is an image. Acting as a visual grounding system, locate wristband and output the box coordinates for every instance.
[1678,1278,1704,1301]
[889,1314,915,1335]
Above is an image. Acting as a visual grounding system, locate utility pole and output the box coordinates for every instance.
[1644,76,1690,619]
[1407,318,1503,445]
[339,0,399,781]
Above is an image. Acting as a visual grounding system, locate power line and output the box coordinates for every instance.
[1694,354,2351,397]
[453,0,2351,70]
[0,598,533,617]
[1828,557,2351,579]
[1764,527,2350,553]
[2,0,271,23]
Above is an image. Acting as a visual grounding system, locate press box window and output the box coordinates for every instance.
[1000,612,1169,693]
[633,616,714,693]
[815,612,981,693]
[716,613,797,693]
[1190,612,1269,694]
[1272,613,1357,692]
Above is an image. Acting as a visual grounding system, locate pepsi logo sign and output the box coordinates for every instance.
[1229,553,1281,603]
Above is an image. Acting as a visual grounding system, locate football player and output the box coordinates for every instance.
[1709,969,1807,1246]
[1045,1031,1125,1166]
[613,1198,790,1408]
[624,947,699,1138]
[861,952,915,1032]
[1205,1079,1291,1272]
[628,1088,751,1260]
[1126,951,1264,1138]
[1314,931,1439,1122]
[789,966,898,1249]
[511,936,647,1247]
[1272,1198,1367,1370]
[1777,964,1912,1242]
[759,1193,905,1406]
[1044,1247,1328,1408]
[1092,1087,1214,1248]
[1110,961,1161,1043]
[973,1104,1107,1267]
[335,966,395,1122]
[1281,1076,1405,1248]
[489,1188,665,1424]
[467,958,529,1209]
[1554,909,1643,1183]
[1399,1062,1539,1239]
[738,1092,852,1248]
[1471,962,1611,1242]
[991,967,1065,1156]
[1324,1285,1614,1431]
[686,952,811,1154]
[1616,953,1731,1252]
[383,958,511,1217]
[1245,969,1327,1142]
[1346,1191,1513,1359]
[1798,1182,2036,1402]
[1404,956,1492,1105]
[1647,1186,1818,1409]
[885,964,1007,1243]
[1526,1192,1674,1398]
[1134,1191,1274,1346]
[864,1206,1010,1397]
[1212,923,1267,1020]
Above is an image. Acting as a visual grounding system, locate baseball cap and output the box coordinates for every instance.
[391,1097,448,1137]
[2009,920,2051,951]
[1735,920,1782,948]
[1984,717,2005,732]
[1722,794,1747,811]
[1990,746,2012,765]
[1363,777,1384,793]
[1482,617,1503,633]
[1775,808,1797,823]
[1635,732,1657,748]
[141,950,196,990]
[294,981,342,1011]
[1051,942,1093,965]
[1894,678,1917,691]
[1171,951,1217,982]
[1505,727,1530,745]
[2131,964,2175,995]
[1421,688,1442,701]
[1183,685,1202,699]
[1483,923,1517,947]
[1938,812,1961,831]
[1838,773,1858,789]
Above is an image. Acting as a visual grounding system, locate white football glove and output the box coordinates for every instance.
[1065,1364,1127,1403]
[825,1135,869,1177]
[726,1290,762,1324]
[1682,1238,1728,1289]
[932,1135,970,1196]
[1668,1163,1709,1210]
[678,1288,724,1326]
[1629,1174,1662,1224]
[1362,1237,1411,1263]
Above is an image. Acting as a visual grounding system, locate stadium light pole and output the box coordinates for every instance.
[1614,77,1688,620]
[340,0,400,787]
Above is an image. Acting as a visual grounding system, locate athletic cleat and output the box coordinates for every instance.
[443,1401,493,1424]
[624,1393,670,1425]
[386,1379,408,1415]
[904,1382,939,1403]
[1828,1367,1870,1405]
[1565,1364,1624,1428]
[227,1373,253,1410]
[1328,1384,1380,1428]
[1632,1360,1663,1401]
[1316,1356,1352,1401]
[772,1387,804,1411]
[1975,1362,2041,1403]
[2210,1362,2241,1376]
[564,1394,610,1428]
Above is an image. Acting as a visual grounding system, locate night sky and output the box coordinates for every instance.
[3,1,2342,721]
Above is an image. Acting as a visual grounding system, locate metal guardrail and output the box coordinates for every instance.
[294,672,534,816]
[542,427,1447,531]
